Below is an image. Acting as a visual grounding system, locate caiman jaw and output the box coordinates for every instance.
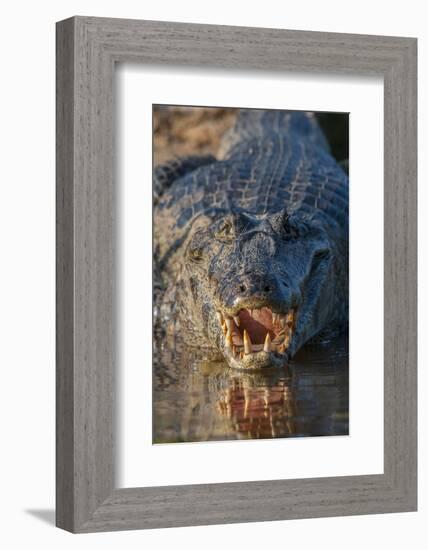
[216,306,297,369]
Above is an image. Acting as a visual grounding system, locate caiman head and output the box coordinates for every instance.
[180,207,340,370]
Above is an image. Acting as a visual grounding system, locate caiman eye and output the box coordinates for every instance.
[282,215,290,232]
[215,221,234,241]
[313,248,330,262]
[282,215,299,239]
[188,246,204,263]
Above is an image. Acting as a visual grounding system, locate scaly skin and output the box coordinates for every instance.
[154,110,348,370]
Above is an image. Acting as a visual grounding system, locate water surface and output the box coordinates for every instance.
[153,335,348,443]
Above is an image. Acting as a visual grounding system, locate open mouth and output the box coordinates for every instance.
[216,306,297,368]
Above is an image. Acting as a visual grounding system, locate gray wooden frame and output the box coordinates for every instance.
[56,16,417,533]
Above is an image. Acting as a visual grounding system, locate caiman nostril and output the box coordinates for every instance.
[236,279,276,297]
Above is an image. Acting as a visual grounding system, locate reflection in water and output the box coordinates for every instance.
[153,335,348,443]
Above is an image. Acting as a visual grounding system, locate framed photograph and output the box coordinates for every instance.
[56,16,417,532]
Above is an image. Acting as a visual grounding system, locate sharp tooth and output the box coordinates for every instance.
[278,343,285,354]
[222,321,227,335]
[272,312,278,324]
[216,311,223,324]
[284,332,291,348]
[263,333,272,352]
[243,329,252,354]
[286,310,294,326]
[280,316,286,328]
[225,330,233,349]
[226,318,234,333]
[233,315,240,327]
[248,309,253,317]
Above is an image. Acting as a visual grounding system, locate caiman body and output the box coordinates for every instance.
[154,110,348,370]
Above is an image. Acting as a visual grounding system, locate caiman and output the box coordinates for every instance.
[153,109,348,370]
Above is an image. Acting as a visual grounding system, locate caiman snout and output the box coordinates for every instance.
[212,269,302,369]
[221,271,295,316]
[234,273,284,305]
